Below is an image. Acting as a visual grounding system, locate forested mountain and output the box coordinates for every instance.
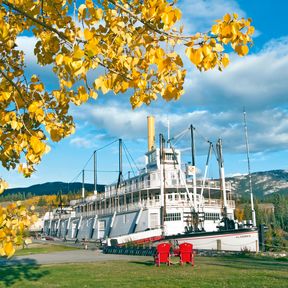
[0,182,105,201]
[227,170,288,199]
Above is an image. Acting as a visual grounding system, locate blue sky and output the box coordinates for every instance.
[2,0,288,188]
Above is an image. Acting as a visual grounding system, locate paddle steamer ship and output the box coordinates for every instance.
[43,117,259,251]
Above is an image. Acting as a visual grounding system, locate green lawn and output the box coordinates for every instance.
[0,255,287,288]
[15,243,79,256]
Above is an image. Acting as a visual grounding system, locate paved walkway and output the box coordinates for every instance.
[0,250,151,266]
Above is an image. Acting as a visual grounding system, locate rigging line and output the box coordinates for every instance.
[169,127,190,142]
[95,139,118,152]
[123,144,136,177]
[82,152,94,170]
[123,142,140,172]
[69,170,82,184]
[80,139,119,174]
[84,169,119,173]
[194,127,211,144]
[168,127,189,148]
[69,139,121,188]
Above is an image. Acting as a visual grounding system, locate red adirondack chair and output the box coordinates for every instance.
[179,242,194,266]
[154,243,171,266]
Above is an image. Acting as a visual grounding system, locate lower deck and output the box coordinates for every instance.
[43,205,234,243]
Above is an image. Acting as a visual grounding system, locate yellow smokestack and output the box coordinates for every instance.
[147,116,155,151]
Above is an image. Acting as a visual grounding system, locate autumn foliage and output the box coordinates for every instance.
[0,0,254,257]
[0,202,37,258]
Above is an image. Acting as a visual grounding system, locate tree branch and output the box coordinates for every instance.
[1,0,69,43]
[107,0,191,40]
[0,69,27,104]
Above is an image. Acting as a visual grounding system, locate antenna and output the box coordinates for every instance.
[167,118,170,146]
[243,108,256,227]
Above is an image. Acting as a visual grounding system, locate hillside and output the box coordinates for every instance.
[227,169,288,199]
[1,182,105,198]
[0,169,287,201]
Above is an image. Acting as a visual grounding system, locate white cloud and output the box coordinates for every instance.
[181,36,288,111]
[70,137,94,149]
[73,99,288,156]
[69,133,107,149]
[178,0,246,33]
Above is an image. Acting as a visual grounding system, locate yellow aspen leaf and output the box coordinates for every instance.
[71,60,83,72]
[235,45,249,56]
[214,43,224,52]
[0,179,8,195]
[73,46,84,60]
[0,91,11,101]
[223,13,231,23]
[94,77,104,90]
[78,4,87,19]
[78,86,89,103]
[95,8,103,20]
[4,242,15,258]
[174,55,183,67]
[202,45,212,56]
[33,83,44,92]
[174,8,182,20]
[185,47,203,66]
[84,28,94,41]
[89,89,98,99]
[221,25,232,38]
[55,54,64,65]
[31,75,39,83]
[248,26,255,35]
[211,24,219,35]
[85,0,94,9]
[222,54,230,67]
[50,129,62,142]
[30,136,45,154]
[0,230,6,240]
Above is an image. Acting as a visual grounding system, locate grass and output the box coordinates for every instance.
[0,254,287,288]
[14,242,79,256]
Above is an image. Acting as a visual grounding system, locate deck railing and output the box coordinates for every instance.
[73,198,235,217]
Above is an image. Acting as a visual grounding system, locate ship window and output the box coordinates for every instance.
[180,193,185,200]
[165,153,174,160]
[175,194,179,200]
[168,194,173,201]
[164,213,181,221]
[150,213,159,228]
[205,213,220,220]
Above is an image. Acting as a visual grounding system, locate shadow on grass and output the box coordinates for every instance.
[0,258,48,287]
[129,260,155,266]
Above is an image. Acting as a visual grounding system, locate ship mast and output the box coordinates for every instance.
[159,133,166,231]
[200,141,213,205]
[82,169,85,198]
[243,109,257,227]
[190,125,197,212]
[216,139,227,216]
[93,150,97,196]
[116,138,123,189]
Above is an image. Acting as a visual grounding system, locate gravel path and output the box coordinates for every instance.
[0,250,151,266]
